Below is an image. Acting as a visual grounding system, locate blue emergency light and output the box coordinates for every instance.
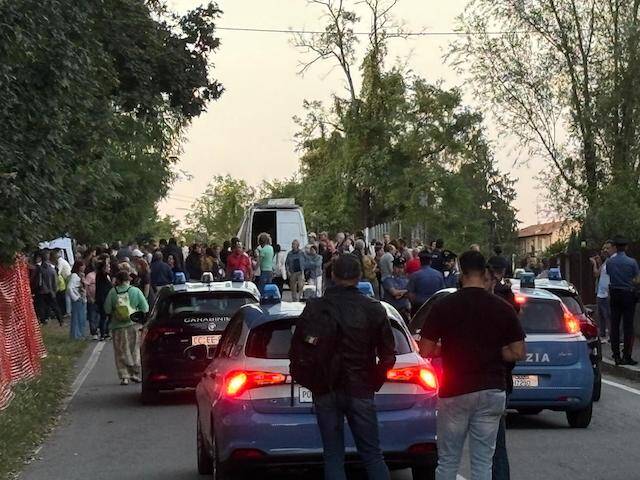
[173,272,186,285]
[520,272,535,289]
[261,284,281,305]
[548,268,562,281]
[231,270,245,283]
[357,281,375,298]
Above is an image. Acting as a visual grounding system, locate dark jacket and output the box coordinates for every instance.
[309,285,396,397]
[185,253,203,281]
[150,260,174,287]
[164,244,184,272]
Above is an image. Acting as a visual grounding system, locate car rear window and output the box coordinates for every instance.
[245,318,413,359]
[518,298,566,334]
[546,290,583,315]
[164,292,255,315]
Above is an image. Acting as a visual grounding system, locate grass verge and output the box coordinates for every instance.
[0,323,87,480]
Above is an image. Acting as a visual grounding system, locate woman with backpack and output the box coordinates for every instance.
[104,270,149,385]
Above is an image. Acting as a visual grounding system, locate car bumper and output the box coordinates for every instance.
[142,355,208,390]
[509,363,594,411]
[214,399,437,469]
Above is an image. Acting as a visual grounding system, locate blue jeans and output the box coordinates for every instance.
[70,300,87,339]
[596,296,610,338]
[436,389,506,480]
[257,271,274,294]
[314,391,390,480]
[491,414,510,480]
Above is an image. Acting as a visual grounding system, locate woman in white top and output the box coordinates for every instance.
[272,244,288,296]
[67,260,87,340]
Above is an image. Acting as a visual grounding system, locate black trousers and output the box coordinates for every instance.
[34,293,62,324]
[609,289,637,359]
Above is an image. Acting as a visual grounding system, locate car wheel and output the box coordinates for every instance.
[566,402,593,428]
[412,466,436,480]
[140,381,158,405]
[211,432,231,480]
[197,414,213,475]
[592,365,602,402]
[516,408,542,415]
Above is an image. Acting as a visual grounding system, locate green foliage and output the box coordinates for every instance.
[545,239,569,258]
[453,0,640,244]
[184,175,255,243]
[0,0,222,263]
[0,324,87,479]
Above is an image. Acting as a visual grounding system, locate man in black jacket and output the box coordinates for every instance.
[294,254,396,480]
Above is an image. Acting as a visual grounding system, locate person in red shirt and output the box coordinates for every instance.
[225,243,253,281]
[405,248,421,275]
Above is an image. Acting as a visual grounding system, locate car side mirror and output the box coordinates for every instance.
[185,344,208,361]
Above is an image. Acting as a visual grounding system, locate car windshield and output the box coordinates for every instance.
[246,318,413,359]
[518,298,566,334]
[164,292,256,316]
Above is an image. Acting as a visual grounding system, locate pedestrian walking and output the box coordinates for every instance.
[33,250,63,325]
[590,241,614,340]
[257,232,275,294]
[606,236,640,365]
[103,270,149,385]
[419,250,525,480]
[286,239,306,301]
[289,254,396,480]
[95,259,112,340]
[84,263,100,340]
[67,260,87,340]
[407,251,445,314]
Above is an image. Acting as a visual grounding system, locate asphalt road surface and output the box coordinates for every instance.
[20,341,640,480]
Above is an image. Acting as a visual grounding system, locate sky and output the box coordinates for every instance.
[160,0,545,229]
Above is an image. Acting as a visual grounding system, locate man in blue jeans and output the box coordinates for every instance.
[294,254,396,480]
[419,251,526,480]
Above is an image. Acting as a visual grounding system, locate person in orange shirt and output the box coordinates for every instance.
[225,242,253,281]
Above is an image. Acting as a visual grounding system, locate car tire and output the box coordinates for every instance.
[566,402,593,428]
[211,432,232,480]
[516,408,542,415]
[592,365,602,402]
[412,466,436,480]
[140,381,158,405]
[197,414,213,475]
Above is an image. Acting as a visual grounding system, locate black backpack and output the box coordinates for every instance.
[289,297,341,395]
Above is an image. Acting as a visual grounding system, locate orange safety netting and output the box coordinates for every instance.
[0,258,47,410]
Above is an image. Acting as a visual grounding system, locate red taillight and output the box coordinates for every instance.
[230,449,266,460]
[515,295,527,304]
[580,320,598,339]
[386,365,438,391]
[564,312,580,334]
[224,371,287,398]
[144,326,182,343]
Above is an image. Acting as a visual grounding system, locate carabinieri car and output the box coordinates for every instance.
[140,273,260,404]
[410,281,594,428]
[194,285,439,479]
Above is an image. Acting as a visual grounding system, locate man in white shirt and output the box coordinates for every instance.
[590,241,615,340]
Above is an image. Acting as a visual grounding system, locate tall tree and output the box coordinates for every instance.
[0,0,223,262]
[451,0,640,242]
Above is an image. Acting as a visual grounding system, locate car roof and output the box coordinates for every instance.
[160,280,260,300]
[510,285,564,302]
[509,278,577,295]
[241,299,405,330]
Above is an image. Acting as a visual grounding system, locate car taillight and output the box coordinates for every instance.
[515,294,527,304]
[564,312,581,334]
[580,321,598,339]
[386,365,438,391]
[144,326,183,343]
[224,371,287,398]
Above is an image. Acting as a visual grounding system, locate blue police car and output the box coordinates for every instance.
[409,280,594,428]
[194,285,439,479]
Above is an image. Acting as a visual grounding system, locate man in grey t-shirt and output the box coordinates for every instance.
[379,244,396,283]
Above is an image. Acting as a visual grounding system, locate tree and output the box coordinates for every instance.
[451,0,640,242]
[184,175,256,243]
[0,0,223,263]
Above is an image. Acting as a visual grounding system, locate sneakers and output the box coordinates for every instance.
[121,378,130,386]
[91,334,99,341]
[621,357,639,366]
[613,356,622,366]
[130,376,142,383]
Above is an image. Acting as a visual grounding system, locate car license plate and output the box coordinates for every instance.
[513,375,539,388]
[299,387,313,403]
[191,335,221,346]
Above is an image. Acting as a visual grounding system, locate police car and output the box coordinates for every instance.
[140,272,260,404]
[194,285,439,479]
[511,270,602,402]
[410,278,595,428]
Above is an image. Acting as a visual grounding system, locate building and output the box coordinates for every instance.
[517,221,575,257]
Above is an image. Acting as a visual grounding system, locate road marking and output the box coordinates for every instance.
[62,341,105,410]
[603,378,640,396]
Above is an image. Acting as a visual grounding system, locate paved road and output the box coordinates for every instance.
[21,341,640,480]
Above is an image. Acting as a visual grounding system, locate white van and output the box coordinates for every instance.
[39,237,76,266]
[237,199,308,253]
